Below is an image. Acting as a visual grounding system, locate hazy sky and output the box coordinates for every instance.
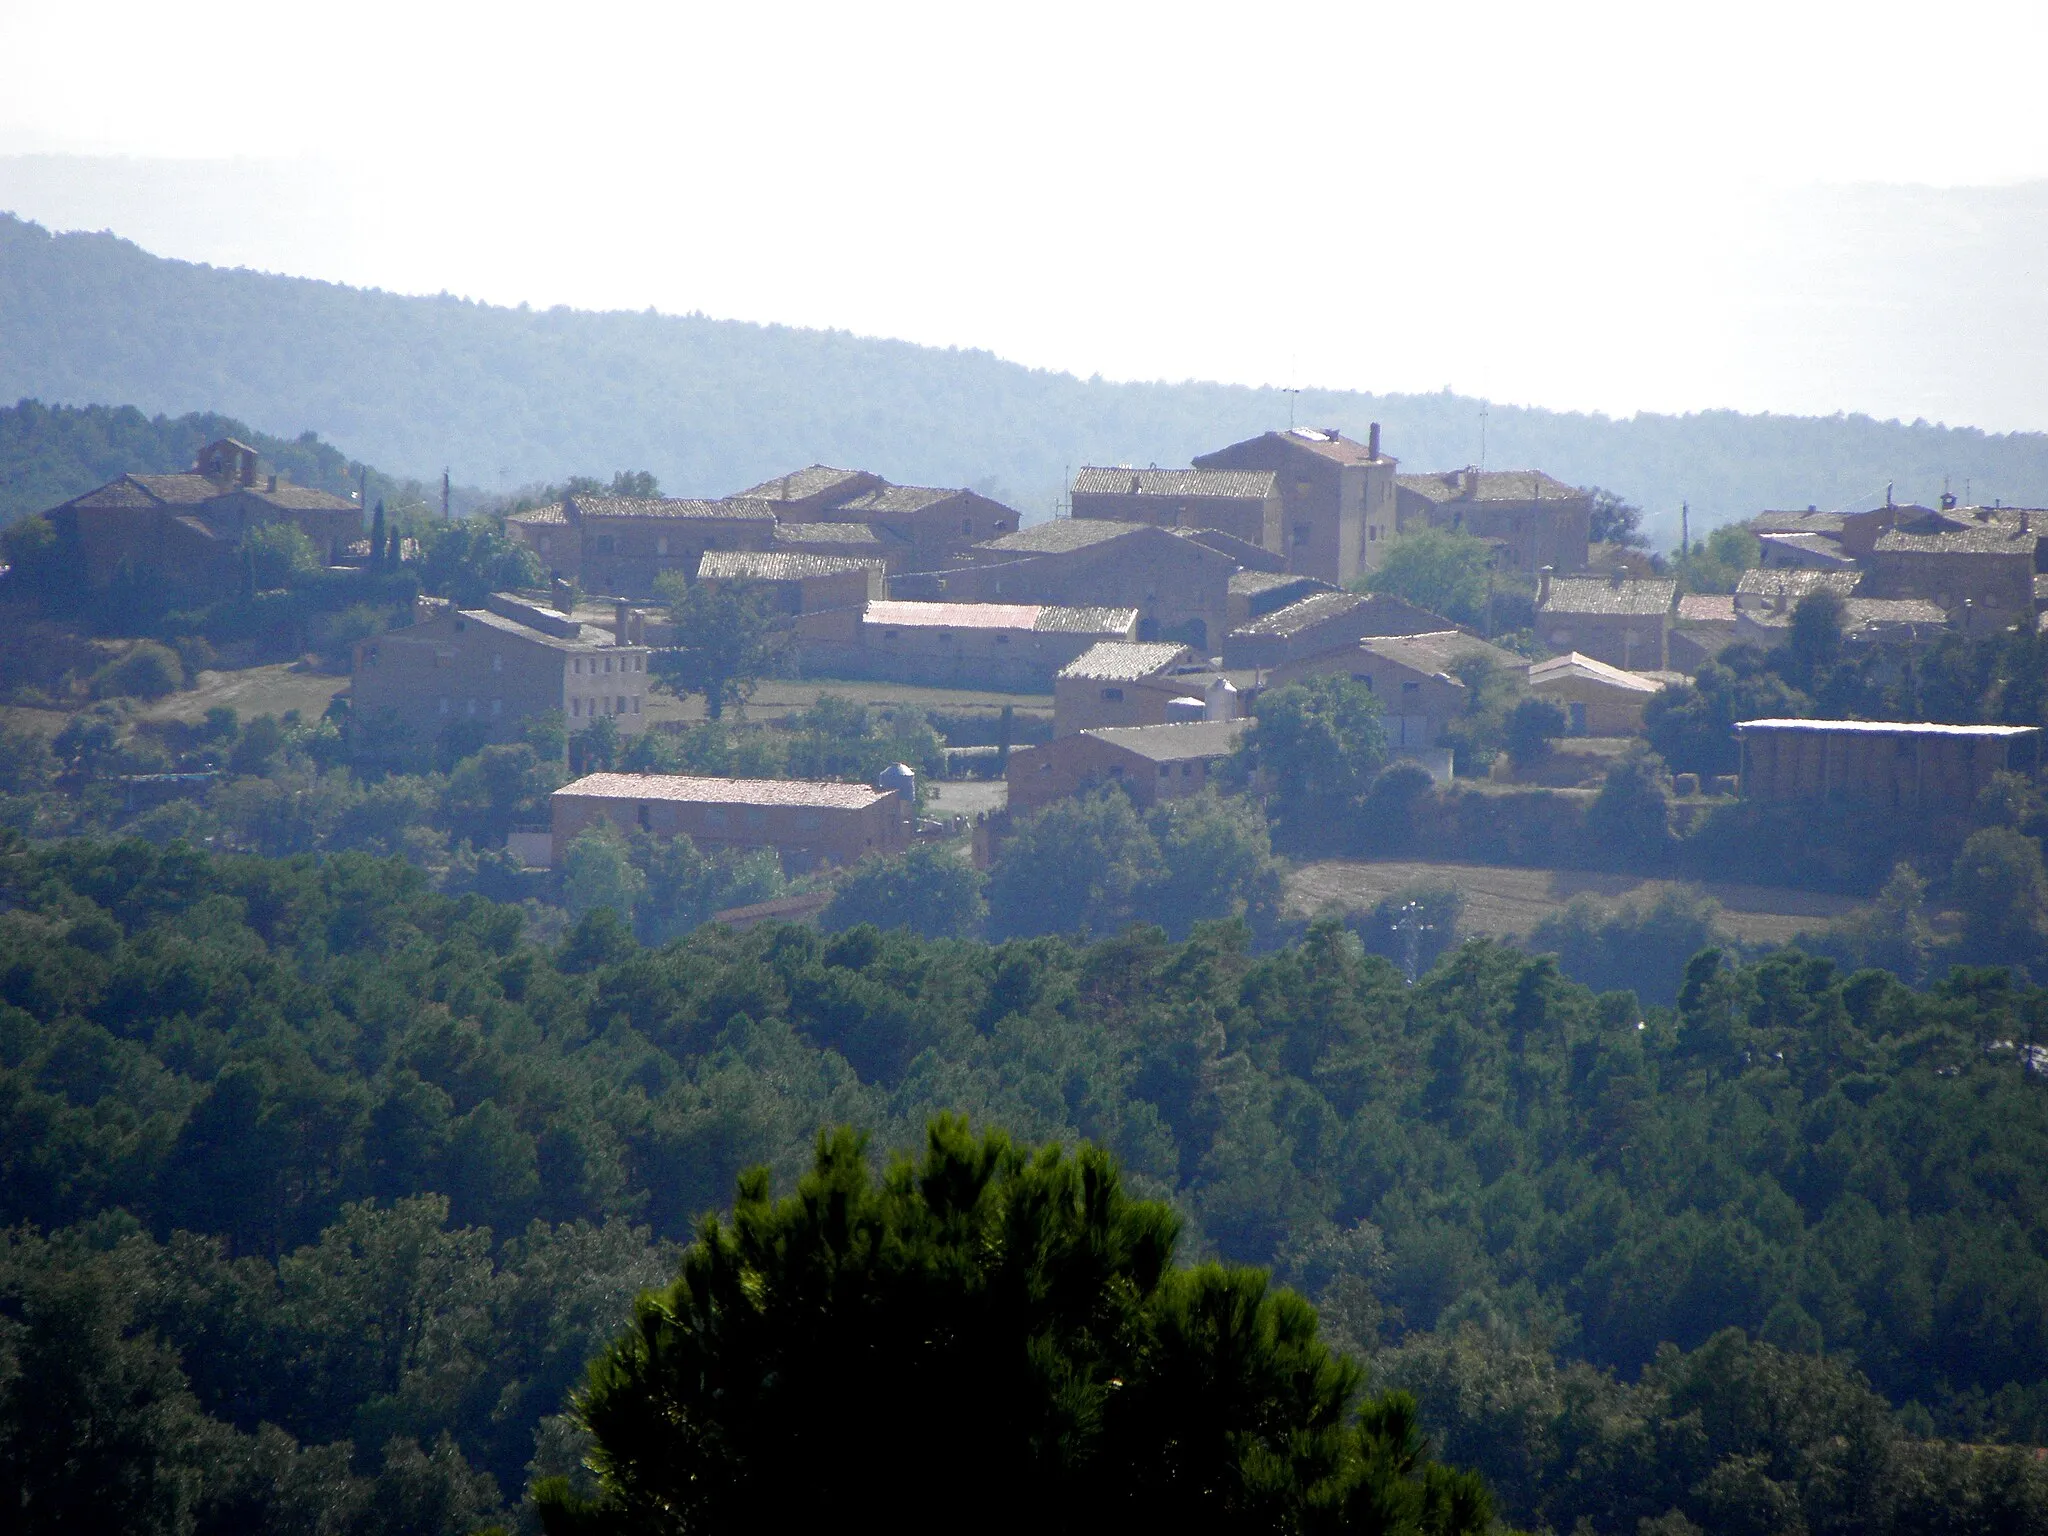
[6,0,2048,432]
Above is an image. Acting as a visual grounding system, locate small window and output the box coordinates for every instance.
[454,618,466,632]
[962,519,972,535]
[883,629,900,640]
[571,698,581,718]
[1292,523,1310,546]
[637,803,652,830]
[1102,687,1124,702]
[1182,762,1194,777]
[604,656,614,674]
[1353,674,1374,690]
[574,657,583,675]
[1401,680,1420,694]
[1109,765,1123,778]
[618,696,627,714]
[995,634,1010,644]
[631,696,641,714]
[1160,764,1171,778]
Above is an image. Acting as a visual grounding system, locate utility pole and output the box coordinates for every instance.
[442,468,451,521]
[1680,501,1690,557]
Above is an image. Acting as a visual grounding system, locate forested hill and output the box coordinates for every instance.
[9,211,2048,536]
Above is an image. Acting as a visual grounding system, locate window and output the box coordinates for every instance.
[1108,765,1123,778]
[631,696,641,714]
[995,634,1010,644]
[706,808,728,828]
[618,696,627,714]
[1401,681,1420,694]
[1160,764,1171,779]
[571,698,580,718]
[637,803,652,830]
[454,619,466,632]
[1101,687,1124,702]
[883,629,900,640]
[1292,523,1310,546]
[1368,526,1378,541]
[573,657,583,675]
[1182,763,1194,777]
[604,656,614,674]
[366,645,380,665]
[962,519,972,535]
[1353,674,1374,690]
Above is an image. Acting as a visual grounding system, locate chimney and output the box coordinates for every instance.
[1886,482,1895,509]
[1610,565,1626,589]
[615,601,632,645]
[1463,466,1480,499]
[1941,490,1958,511]
[1367,421,1381,459]
[1537,565,1553,607]
[2023,510,2033,535]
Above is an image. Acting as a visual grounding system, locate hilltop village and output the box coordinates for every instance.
[5,412,2043,960]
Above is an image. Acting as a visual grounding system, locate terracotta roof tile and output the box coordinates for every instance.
[1072,467,1278,500]
[1057,641,1189,682]
[556,772,894,809]
[1540,577,1677,617]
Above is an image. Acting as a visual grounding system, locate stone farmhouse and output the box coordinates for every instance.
[1222,590,1456,669]
[1006,719,1250,814]
[1052,641,1239,737]
[45,437,362,590]
[1193,425,1397,585]
[550,771,910,870]
[735,465,887,516]
[694,551,885,614]
[1268,631,1527,750]
[1864,516,2041,638]
[946,521,1237,652]
[814,484,1021,569]
[1395,468,1592,575]
[351,591,651,756]
[1527,652,1669,737]
[1070,467,1282,552]
[1535,571,1677,670]
[1734,719,2041,812]
[794,600,1139,690]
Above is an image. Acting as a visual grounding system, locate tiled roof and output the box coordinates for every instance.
[974,519,1145,555]
[567,494,775,521]
[773,521,884,547]
[246,483,357,511]
[1229,570,1301,595]
[1736,569,1861,600]
[1754,531,1855,565]
[734,465,875,504]
[508,503,569,526]
[1232,590,1363,637]
[1396,469,1586,504]
[1540,577,1677,617]
[698,551,880,581]
[1086,718,1250,762]
[1677,593,1738,623]
[833,485,963,515]
[1033,605,1142,633]
[1843,597,1948,627]
[1874,525,2038,556]
[1272,428,1384,465]
[1735,719,2038,739]
[555,772,893,808]
[863,600,1135,635]
[1529,651,1664,694]
[1361,630,1527,675]
[67,477,168,510]
[1751,510,1847,534]
[456,608,617,649]
[1072,467,1278,500]
[126,473,228,505]
[1057,641,1189,682]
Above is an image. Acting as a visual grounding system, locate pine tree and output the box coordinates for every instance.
[534,1117,1493,1534]
[369,499,387,568]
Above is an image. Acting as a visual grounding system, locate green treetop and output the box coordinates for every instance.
[536,1116,1493,1535]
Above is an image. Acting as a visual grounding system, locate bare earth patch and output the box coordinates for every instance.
[1287,859,1869,948]
[140,665,349,726]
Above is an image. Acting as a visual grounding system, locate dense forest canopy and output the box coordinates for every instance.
[5,834,2048,1533]
[9,213,2048,537]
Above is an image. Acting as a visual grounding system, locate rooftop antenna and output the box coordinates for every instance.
[1284,387,1302,430]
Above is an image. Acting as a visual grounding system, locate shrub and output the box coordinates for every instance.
[822,844,987,940]
[90,641,183,700]
[1505,697,1568,768]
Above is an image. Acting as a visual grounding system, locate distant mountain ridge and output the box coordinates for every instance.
[7,211,2048,543]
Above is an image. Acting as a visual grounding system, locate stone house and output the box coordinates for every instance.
[734,464,887,517]
[1535,571,1677,670]
[771,520,900,569]
[951,521,1237,653]
[1527,652,1668,736]
[351,590,651,756]
[1267,631,1525,750]
[46,437,363,589]
[1863,517,2042,637]
[794,600,1139,690]
[1006,719,1250,814]
[550,771,910,870]
[1394,469,1592,575]
[506,503,577,581]
[817,484,1021,570]
[1222,590,1455,669]
[1193,423,1397,585]
[1070,467,1282,553]
[695,550,885,614]
[1227,570,1333,629]
[1734,719,2041,811]
[559,493,779,597]
[1734,567,1862,617]
[1052,641,1243,737]
[1671,592,1738,671]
